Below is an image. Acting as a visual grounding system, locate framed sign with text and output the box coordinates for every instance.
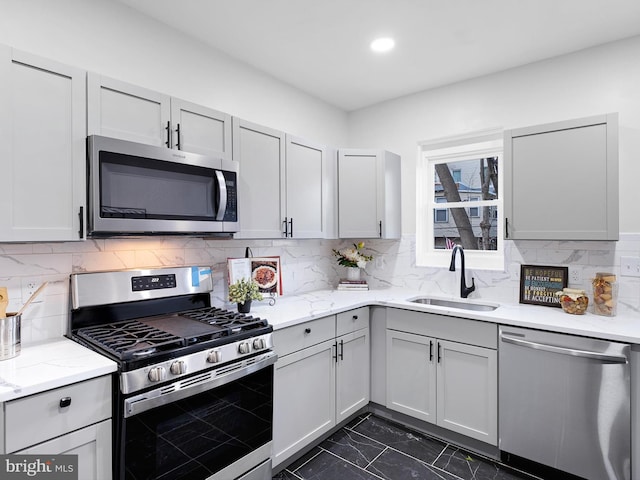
[519,264,568,307]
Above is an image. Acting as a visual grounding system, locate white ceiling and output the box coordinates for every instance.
[116,0,640,111]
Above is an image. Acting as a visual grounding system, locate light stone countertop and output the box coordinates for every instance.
[0,338,117,402]
[241,287,640,344]
[3,288,638,403]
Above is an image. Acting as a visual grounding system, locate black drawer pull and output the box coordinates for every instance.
[59,397,72,408]
[352,315,358,320]
[304,328,311,334]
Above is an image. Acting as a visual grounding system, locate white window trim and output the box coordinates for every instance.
[416,130,504,271]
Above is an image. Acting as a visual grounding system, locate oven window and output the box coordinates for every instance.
[122,366,273,480]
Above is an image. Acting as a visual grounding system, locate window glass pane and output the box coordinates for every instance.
[433,157,498,203]
[433,206,498,251]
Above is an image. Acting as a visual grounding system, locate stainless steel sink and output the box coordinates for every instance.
[408,297,498,312]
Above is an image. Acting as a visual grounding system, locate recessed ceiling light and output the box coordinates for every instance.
[370,37,395,53]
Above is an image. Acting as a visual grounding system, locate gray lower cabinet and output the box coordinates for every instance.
[335,308,370,423]
[16,421,112,480]
[386,309,498,446]
[1,375,112,480]
[273,335,336,469]
[273,308,369,469]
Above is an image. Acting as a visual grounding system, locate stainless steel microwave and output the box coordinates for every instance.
[87,135,238,237]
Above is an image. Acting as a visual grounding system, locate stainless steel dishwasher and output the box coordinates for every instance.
[499,326,630,480]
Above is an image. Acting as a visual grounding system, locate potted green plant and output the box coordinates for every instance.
[229,278,263,313]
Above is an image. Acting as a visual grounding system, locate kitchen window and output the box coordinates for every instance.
[417,130,504,270]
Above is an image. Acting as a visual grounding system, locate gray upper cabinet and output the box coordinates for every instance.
[233,118,334,239]
[0,47,86,242]
[285,135,334,239]
[87,73,231,159]
[338,149,401,239]
[504,113,619,240]
[169,98,232,159]
[233,118,286,238]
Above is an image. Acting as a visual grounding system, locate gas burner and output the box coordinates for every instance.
[132,348,158,357]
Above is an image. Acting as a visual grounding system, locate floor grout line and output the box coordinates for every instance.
[318,446,386,480]
[362,445,389,471]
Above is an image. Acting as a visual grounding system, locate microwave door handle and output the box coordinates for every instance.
[215,170,227,221]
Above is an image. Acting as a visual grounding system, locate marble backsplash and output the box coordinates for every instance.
[1,233,639,345]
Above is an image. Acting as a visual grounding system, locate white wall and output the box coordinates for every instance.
[348,35,640,234]
[0,0,348,146]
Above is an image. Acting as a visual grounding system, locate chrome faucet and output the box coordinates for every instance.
[449,245,475,298]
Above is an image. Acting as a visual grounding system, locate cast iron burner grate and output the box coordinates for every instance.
[180,306,269,334]
[77,320,185,360]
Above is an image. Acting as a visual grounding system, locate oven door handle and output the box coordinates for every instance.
[124,351,277,418]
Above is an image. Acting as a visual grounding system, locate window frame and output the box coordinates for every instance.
[416,130,504,271]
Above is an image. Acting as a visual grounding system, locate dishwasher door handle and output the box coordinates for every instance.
[500,334,628,363]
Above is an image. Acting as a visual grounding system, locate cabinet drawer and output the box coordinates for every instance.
[5,375,112,453]
[336,307,369,337]
[387,308,497,349]
[273,316,335,357]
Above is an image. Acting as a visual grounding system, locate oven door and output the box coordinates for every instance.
[116,352,276,480]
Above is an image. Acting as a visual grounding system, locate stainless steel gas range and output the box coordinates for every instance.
[68,266,276,480]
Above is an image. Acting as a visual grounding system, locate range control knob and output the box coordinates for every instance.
[207,350,222,363]
[148,366,166,383]
[253,338,266,350]
[238,342,250,354]
[170,360,187,375]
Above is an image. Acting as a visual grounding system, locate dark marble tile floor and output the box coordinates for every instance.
[272,413,543,480]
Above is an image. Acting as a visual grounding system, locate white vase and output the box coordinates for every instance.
[346,267,361,281]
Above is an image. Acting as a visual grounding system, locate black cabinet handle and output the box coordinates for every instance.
[175,123,182,150]
[429,340,433,362]
[282,217,288,237]
[379,220,382,238]
[333,342,338,362]
[437,343,442,363]
[505,217,510,239]
[352,315,358,320]
[59,397,71,408]
[289,218,293,237]
[304,328,311,334]
[78,206,84,239]
[339,340,344,360]
[165,121,172,148]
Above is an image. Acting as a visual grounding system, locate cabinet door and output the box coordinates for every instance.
[17,420,112,480]
[0,47,86,242]
[338,149,401,239]
[285,135,327,238]
[436,340,497,445]
[504,114,618,240]
[232,118,285,238]
[170,98,231,159]
[386,330,436,423]
[336,328,370,423]
[273,339,336,469]
[87,72,171,147]
[338,150,380,238]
